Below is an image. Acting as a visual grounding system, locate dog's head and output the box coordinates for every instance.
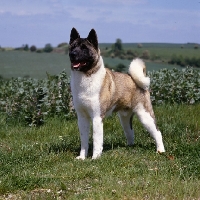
[69,28,100,74]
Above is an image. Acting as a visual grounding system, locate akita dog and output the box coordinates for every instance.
[69,28,165,159]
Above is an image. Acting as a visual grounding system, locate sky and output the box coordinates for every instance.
[0,0,200,48]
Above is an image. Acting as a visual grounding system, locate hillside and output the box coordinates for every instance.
[0,43,199,79]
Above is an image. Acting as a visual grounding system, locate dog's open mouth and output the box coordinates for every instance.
[72,62,87,69]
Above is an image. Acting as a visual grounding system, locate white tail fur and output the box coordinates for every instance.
[128,58,150,90]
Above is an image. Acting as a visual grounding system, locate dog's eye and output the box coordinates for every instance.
[81,44,87,49]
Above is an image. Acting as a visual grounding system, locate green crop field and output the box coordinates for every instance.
[100,43,200,60]
[0,51,71,79]
[0,46,188,79]
[103,57,183,72]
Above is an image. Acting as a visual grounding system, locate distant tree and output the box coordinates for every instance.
[194,44,199,49]
[23,44,29,51]
[30,45,37,52]
[43,43,53,53]
[115,38,123,51]
[112,38,123,52]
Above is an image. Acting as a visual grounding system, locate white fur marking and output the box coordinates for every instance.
[71,57,106,159]
[134,104,165,152]
[128,58,150,90]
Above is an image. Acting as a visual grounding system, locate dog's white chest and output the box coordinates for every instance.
[70,64,106,114]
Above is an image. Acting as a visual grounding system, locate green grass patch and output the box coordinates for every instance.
[0,104,200,199]
[0,51,71,79]
[103,57,182,72]
[100,43,200,60]
[1,43,198,79]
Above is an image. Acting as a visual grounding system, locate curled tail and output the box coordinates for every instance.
[128,58,150,90]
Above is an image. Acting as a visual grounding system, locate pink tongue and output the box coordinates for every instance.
[73,63,81,68]
[73,62,86,68]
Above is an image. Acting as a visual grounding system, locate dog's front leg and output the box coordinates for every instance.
[77,113,90,160]
[92,116,103,159]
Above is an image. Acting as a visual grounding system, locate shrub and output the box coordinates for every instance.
[0,67,199,126]
[57,42,68,48]
[36,49,43,53]
[148,67,200,105]
[30,45,37,52]
[142,50,150,59]
[43,43,53,53]
[169,55,200,68]
[0,71,74,126]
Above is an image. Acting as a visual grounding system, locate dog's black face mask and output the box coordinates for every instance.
[69,28,100,74]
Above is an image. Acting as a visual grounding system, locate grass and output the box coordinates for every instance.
[100,43,200,60]
[1,42,198,79]
[103,57,183,72]
[0,51,181,79]
[0,51,71,79]
[0,104,200,199]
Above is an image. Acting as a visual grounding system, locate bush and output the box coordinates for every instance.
[0,67,199,126]
[142,50,150,59]
[43,43,53,53]
[0,71,74,126]
[169,55,200,68]
[57,42,68,48]
[36,49,43,53]
[30,45,37,52]
[148,67,200,105]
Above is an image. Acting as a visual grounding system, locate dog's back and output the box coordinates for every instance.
[99,58,152,117]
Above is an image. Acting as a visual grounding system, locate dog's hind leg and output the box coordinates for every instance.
[118,111,134,146]
[76,112,90,160]
[134,104,165,153]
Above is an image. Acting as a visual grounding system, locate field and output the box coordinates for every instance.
[100,43,200,60]
[1,42,199,79]
[0,43,200,199]
[0,51,180,79]
[0,104,200,199]
[0,51,71,79]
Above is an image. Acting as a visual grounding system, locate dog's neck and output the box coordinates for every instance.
[80,55,103,76]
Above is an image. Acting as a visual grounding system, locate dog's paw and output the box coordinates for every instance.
[92,153,102,160]
[76,155,85,160]
[157,147,165,154]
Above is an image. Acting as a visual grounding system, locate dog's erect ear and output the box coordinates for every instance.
[87,29,98,50]
[70,28,80,44]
